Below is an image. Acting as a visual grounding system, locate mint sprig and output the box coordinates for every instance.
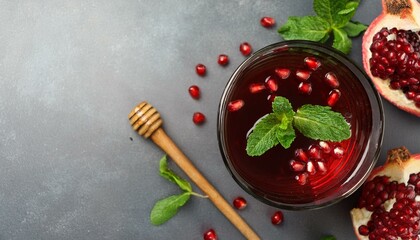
[150,155,207,225]
[246,96,351,157]
[278,0,367,54]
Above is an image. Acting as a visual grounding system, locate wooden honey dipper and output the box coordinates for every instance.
[128,101,260,240]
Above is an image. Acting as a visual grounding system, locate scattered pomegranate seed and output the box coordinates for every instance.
[274,68,291,79]
[260,16,276,28]
[217,54,229,66]
[188,85,200,99]
[295,172,308,185]
[233,196,247,210]
[304,56,321,70]
[249,83,266,93]
[271,211,284,225]
[295,69,312,81]
[196,64,207,76]
[203,229,217,240]
[193,112,206,125]
[295,148,309,162]
[289,159,306,172]
[227,99,245,112]
[324,72,340,88]
[298,82,312,95]
[265,77,278,92]
[327,89,341,107]
[239,42,252,56]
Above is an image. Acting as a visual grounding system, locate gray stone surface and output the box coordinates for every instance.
[0,0,418,239]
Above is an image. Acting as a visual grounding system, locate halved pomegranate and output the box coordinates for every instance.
[350,147,420,239]
[362,0,420,117]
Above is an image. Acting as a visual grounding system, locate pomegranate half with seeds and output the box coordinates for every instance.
[362,0,420,117]
[350,147,420,239]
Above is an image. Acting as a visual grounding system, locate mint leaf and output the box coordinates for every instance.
[321,236,336,240]
[293,104,351,142]
[150,192,191,225]
[313,0,346,25]
[159,155,192,192]
[278,16,330,42]
[338,1,359,15]
[278,0,365,54]
[332,28,352,54]
[246,112,296,156]
[342,21,367,37]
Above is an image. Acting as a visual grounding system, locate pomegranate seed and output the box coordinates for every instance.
[274,68,291,79]
[249,83,266,93]
[306,161,316,175]
[295,69,312,81]
[271,211,284,225]
[203,229,217,240]
[295,148,309,162]
[265,77,278,92]
[298,82,312,95]
[327,89,341,107]
[289,159,306,172]
[260,16,276,28]
[324,72,340,88]
[233,197,247,210]
[318,141,331,154]
[228,99,245,112]
[332,146,345,158]
[317,161,328,174]
[308,145,322,159]
[406,91,416,100]
[239,42,252,56]
[196,63,206,76]
[304,56,321,70]
[193,112,206,125]
[188,85,200,99]
[358,225,370,236]
[295,172,308,185]
[217,54,229,66]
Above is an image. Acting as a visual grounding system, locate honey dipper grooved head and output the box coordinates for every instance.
[128,101,162,138]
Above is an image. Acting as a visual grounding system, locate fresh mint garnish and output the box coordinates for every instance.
[278,0,367,54]
[150,155,207,225]
[246,96,351,157]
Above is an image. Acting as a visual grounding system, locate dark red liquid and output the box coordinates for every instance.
[220,47,373,206]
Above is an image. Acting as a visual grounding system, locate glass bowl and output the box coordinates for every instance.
[217,40,384,210]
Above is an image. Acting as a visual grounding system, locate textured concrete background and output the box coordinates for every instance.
[0,0,418,239]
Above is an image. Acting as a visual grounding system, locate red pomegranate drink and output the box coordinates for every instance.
[218,41,384,209]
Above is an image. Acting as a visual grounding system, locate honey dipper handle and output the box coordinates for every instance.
[151,128,260,240]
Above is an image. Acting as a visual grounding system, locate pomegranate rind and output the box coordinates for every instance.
[350,147,420,239]
[362,0,420,117]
